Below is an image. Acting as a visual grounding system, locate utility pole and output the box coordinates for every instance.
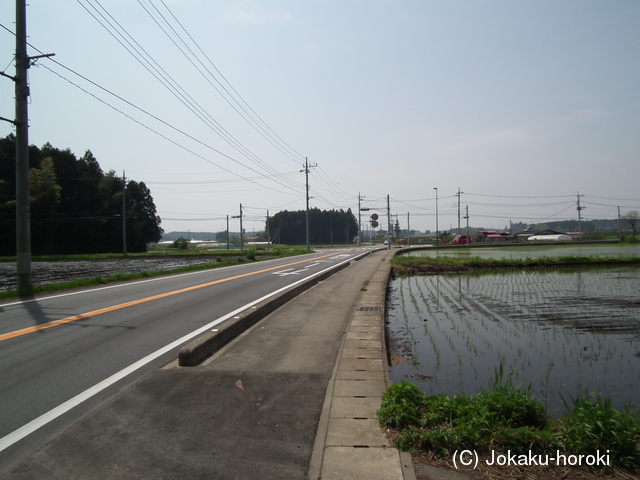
[618,206,622,241]
[455,187,464,233]
[239,204,243,251]
[386,195,391,249]
[5,1,54,290]
[15,0,31,290]
[226,215,230,251]
[357,193,365,246]
[301,158,317,251]
[122,171,127,256]
[576,193,585,241]
[407,212,411,246]
[464,205,470,239]
[266,210,270,246]
[433,188,439,246]
[232,204,243,250]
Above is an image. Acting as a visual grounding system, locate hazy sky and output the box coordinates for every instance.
[2,1,639,235]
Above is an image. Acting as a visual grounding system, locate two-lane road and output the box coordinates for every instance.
[0,248,370,465]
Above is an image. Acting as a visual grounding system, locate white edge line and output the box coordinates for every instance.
[0,252,362,453]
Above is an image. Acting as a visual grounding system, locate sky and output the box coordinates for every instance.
[2,0,639,236]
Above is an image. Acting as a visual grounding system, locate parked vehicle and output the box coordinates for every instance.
[452,234,472,244]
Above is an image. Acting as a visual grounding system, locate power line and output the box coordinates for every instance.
[39,62,303,197]
[78,0,301,191]
[150,0,305,163]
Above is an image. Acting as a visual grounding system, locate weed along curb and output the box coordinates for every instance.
[178,251,370,366]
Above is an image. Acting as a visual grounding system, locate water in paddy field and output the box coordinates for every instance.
[405,243,640,260]
[386,265,640,416]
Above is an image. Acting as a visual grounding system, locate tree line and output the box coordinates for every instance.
[267,208,358,245]
[0,134,163,256]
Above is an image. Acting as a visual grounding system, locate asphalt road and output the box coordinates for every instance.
[0,247,371,467]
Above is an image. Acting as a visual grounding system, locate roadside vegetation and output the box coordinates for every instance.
[386,247,640,477]
[391,254,640,276]
[378,369,640,475]
[0,245,308,299]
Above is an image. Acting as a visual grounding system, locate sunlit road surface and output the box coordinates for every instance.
[0,248,370,461]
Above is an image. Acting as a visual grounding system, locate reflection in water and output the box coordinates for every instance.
[386,266,640,415]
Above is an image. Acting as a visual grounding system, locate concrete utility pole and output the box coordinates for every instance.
[122,171,127,256]
[239,204,243,251]
[5,1,54,290]
[15,0,31,290]
[232,204,243,250]
[357,193,365,246]
[266,210,270,245]
[433,188,439,246]
[455,187,463,233]
[407,212,411,246]
[576,193,585,240]
[301,158,317,251]
[386,195,391,249]
[226,215,230,251]
[618,206,622,241]
[464,205,470,238]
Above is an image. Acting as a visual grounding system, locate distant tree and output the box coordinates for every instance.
[268,208,358,245]
[172,236,190,250]
[623,210,639,239]
[0,135,162,255]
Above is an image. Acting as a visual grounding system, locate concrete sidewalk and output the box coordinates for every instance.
[3,249,419,479]
[308,249,414,480]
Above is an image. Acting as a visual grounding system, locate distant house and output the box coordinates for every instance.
[478,231,514,242]
[486,233,513,242]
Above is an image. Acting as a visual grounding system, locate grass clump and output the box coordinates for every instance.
[378,372,640,471]
[391,254,640,276]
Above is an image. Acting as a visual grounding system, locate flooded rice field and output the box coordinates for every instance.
[0,257,217,292]
[405,243,640,259]
[386,265,640,415]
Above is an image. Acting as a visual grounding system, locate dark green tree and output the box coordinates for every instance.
[267,208,358,245]
[0,135,163,255]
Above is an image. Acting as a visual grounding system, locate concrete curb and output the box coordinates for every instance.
[178,250,371,367]
[308,249,418,480]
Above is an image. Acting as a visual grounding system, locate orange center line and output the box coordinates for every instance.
[0,252,345,342]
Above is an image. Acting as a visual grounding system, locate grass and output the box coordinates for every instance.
[0,246,309,299]
[377,369,640,471]
[391,254,640,276]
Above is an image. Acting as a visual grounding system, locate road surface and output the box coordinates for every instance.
[0,248,370,467]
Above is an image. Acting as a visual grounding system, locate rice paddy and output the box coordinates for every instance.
[386,257,640,416]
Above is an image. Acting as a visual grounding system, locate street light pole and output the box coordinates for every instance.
[433,187,439,246]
